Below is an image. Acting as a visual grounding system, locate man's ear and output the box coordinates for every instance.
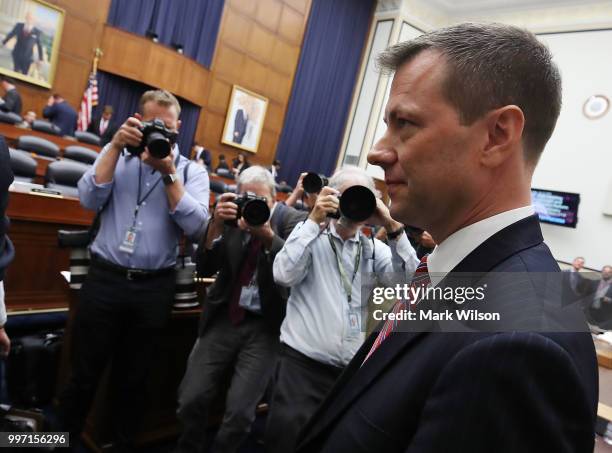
[481,105,524,168]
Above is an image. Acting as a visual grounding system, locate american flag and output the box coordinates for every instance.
[77,72,99,131]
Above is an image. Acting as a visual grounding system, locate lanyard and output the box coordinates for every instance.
[131,151,180,225]
[327,230,361,305]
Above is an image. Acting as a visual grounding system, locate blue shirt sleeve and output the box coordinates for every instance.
[77,145,114,211]
[171,162,210,239]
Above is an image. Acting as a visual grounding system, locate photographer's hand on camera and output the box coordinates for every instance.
[205,193,238,248]
[308,186,339,225]
[141,147,175,175]
[94,115,143,185]
[368,198,404,236]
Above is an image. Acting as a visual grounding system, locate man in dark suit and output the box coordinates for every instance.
[0,137,14,356]
[586,265,612,328]
[87,105,117,146]
[42,94,77,136]
[232,108,247,144]
[175,166,306,453]
[296,23,598,453]
[2,11,43,75]
[0,76,22,115]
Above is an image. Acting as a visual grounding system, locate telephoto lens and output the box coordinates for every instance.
[328,185,377,222]
[303,173,329,194]
[225,192,271,227]
[145,131,171,159]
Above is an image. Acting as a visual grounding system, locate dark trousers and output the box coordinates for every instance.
[176,311,279,453]
[57,263,175,451]
[265,344,344,453]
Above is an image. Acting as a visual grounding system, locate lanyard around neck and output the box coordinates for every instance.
[327,229,361,304]
[133,151,180,222]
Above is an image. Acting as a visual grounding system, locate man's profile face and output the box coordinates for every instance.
[368,50,487,230]
[141,101,179,133]
[102,111,112,121]
[603,266,612,281]
[572,257,585,271]
[240,182,274,210]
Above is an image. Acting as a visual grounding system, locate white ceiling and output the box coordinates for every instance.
[423,0,612,15]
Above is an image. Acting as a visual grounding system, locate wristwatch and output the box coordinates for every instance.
[387,225,405,240]
[163,173,178,185]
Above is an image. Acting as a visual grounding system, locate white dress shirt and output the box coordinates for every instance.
[427,205,535,287]
[274,219,418,367]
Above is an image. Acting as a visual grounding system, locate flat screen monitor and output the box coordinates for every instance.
[531,188,580,228]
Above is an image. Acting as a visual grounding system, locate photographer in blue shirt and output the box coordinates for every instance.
[57,89,209,451]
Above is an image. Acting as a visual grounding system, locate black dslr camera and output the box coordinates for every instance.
[126,118,178,159]
[226,192,270,227]
[329,185,376,222]
[303,172,329,194]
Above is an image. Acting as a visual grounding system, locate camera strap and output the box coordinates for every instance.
[133,152,181,223]
[327,229,361,304]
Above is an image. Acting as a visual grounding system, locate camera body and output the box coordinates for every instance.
[125,118,178,159]
[226,192,271,227]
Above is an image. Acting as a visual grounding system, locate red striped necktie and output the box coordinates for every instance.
[363,255,430,363]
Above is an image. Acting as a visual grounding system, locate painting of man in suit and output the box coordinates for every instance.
[222,85,268,153]
[0,0,64,89]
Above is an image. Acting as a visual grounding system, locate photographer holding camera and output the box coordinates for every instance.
[58,90,210,450]
[265,166,418,453]
[175,166,306,453]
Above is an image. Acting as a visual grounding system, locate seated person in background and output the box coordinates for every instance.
[15,110,36,129]
[176,166,306,453]
[270,159,281,181]
[0,137,14,357]
[284,171,318,212]
[215,153,230,173]
[232,152,250,176]
[190,141,211,171]
[587,265,612,327]
[0,76,22,115]
[265,165,418,453]
[87,104,118,146]
[57,89,209,451]
[43,93,78,136]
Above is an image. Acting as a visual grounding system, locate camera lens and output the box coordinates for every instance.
[339,185,376,222]
[242,199,271,226]
[146,131,171,159]
[303,173,327,194]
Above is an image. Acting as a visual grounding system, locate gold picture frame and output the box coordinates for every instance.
[0,0,65,89]
[221,85,268,153]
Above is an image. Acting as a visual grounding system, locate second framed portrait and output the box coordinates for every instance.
[221,85,268,153]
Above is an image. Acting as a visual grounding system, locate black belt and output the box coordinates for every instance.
[90,254,175,281]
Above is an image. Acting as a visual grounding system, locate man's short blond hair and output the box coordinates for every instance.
[139,89,181,116]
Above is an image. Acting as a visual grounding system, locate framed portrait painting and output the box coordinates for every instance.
[221,85,268,153]
[0,0,64,88]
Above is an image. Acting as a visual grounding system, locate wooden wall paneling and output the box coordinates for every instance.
[270,39,300,75]
[264,71,292,103]
[53,53,92,106]
[229,0,257,16]
[222,7,253,50]
[284,0,310,15]
[98,27,150,81]
[278,4,306,45]
[207,79,233,113]
[265,102,285,134]
[147,45,184,94]
[213,45,247,81]
[245,25,276,64]
[240,57,269,94]
[179,60,210,107]
[255,0,283,33]
[60,14,98,61]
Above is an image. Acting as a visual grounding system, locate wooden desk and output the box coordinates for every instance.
[4,190,93,312]
[0,123,102,152]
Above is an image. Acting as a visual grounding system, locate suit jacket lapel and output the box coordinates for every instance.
[298,214,545,450]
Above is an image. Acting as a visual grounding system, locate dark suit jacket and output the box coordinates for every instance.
[297,215,598,453]
[43,101,78,137]
[233,109,247,144]
[586,278,612,328]
[0,137,15,282]
[87,115,117,146]
[0,88,22,115]
[2,23,43,62]
[196,203,306,336]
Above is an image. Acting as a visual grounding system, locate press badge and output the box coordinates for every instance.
[348,310,361,335]
[119,226,139,254]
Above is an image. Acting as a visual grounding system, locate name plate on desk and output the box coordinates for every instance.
[10,182,63,198]
[30,188,63,198]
